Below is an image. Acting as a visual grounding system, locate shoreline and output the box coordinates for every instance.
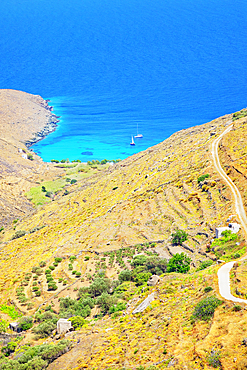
[25,100,60,148]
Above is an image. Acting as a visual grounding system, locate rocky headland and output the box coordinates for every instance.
[0,89,63,226]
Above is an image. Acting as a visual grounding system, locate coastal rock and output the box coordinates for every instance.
[25,114,59,148]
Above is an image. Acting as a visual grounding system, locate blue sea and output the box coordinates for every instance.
[1,0,247,162]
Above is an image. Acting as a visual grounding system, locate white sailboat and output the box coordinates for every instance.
[134,123,143,138]
[130,136,135,145]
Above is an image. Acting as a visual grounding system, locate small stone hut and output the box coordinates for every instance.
[147,275,160,286]
[9,322,21,333]
[57,318,72,335]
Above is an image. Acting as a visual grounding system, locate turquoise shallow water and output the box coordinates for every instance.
[0,0,247,161]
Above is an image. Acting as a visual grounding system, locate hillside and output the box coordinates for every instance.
[0,89,63,227]
[1,93,247,369]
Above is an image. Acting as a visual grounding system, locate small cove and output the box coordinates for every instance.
[0,0,247,161]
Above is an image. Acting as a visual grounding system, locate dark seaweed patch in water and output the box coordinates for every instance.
[81,151,93,155]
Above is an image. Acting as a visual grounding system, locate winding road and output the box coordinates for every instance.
[211,122,247,303]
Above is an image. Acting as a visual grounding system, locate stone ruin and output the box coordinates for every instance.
[57,318,72,335]
[132,293,155,314]
[147,275,160,286]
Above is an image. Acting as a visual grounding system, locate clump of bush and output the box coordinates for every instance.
[232,109,247,121]
[171,230,188,245]
[54,257,63,263]
[18,316,33,331]
[197,174,210,183]
[191,296,222,321]
[59,296,94,318]
[197,260,213,271]
[11,230,26,240]
[69,255,77,263]
[0,339,71,369]
[33,311,58,338]
[68,316,88,329]
[207,349,221,368]
[167,253,191,273]
[233,304,242,312]
[204,286,213,293]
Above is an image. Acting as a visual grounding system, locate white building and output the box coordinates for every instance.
[57,318,72,334]
[215,223,240,239]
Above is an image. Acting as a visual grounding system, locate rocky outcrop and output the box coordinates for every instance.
[25,114,59,147]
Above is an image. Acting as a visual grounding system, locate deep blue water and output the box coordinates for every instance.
[1,0,247,161]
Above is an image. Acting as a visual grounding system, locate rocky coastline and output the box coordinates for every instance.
[25,100,60,148]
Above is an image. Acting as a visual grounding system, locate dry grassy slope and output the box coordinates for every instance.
[0,89,63,226]
[0,113,235,303]
[48,266,247,370]
[219,115,247,208]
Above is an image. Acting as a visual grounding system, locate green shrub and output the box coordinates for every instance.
[96,292,117,313]
[48,282,58,291]
[191,296,222,321]
[119,269,132,283]
[197,260,213,271]
[207,349,221,368]
[68,264,73,270]
[54,257,62,263]
[233,304,242,311]
[89,277,111,297]
[197,174,210,183]
[70,179,77,184]
[49,266,55,271]
[85,256,90,261]
[167,253,191,273]
[75,272,81,277]
[69,255,76,263]
[131,255,147,267]
[36,268,43,276]
[33,312,58,338]
[171,230,188,245]
[41,186,46,192]
[109,302,126,314]
[232,109,247,121]
[132,271,152,286]
[1,340,18,356]
[18,316,33,331]
[204,286,213,293]
[77,287,89,299]
[11,230,26,240]
[39,261,46,267]
[59,296,94,318]
[68,316,88,329]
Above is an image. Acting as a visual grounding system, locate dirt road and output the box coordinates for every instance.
[212,123,247,303]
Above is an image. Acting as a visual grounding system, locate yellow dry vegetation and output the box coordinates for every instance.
[48,267,247,370]
[2,95,247,368]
